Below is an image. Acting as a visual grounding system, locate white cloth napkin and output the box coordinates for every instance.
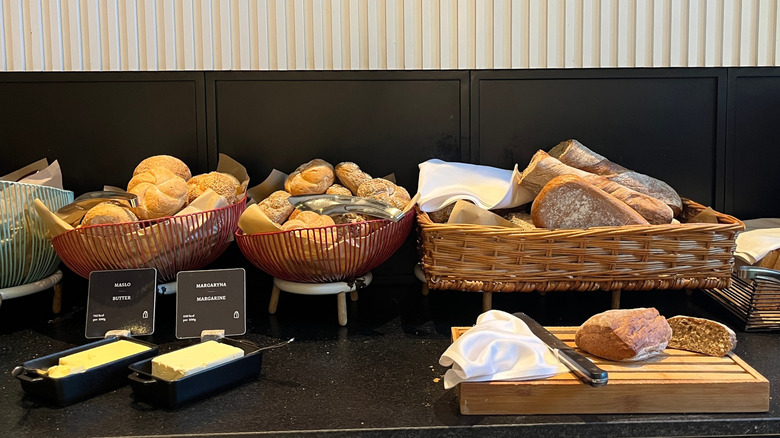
[416,159,534,212]
[439,310,568,389]
[735,218,780,264]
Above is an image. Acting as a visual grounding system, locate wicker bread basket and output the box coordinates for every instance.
[417,198,744,293]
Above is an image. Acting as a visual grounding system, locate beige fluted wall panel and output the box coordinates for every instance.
[0,0,778,71]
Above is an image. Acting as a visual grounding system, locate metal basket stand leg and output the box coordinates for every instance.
[268,272,374,326]
[414,264,429,296]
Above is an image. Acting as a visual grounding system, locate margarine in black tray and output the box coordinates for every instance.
[128,337,265,409]
[12,336,159,405]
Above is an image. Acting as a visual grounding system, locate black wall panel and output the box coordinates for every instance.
[473,69,726,210]
[727,69,780,219]
[207,71,469,194]
[0,73,206,196]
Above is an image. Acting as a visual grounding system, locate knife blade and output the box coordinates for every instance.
[514,312,608,387]
[288,194,405,222]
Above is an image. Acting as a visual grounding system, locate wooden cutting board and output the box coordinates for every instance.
[451,327,769,415]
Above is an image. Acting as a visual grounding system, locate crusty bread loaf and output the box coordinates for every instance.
[81,202,138,226]
[549,139,630,175]
[187,171,242,204]
[531,175,649,228]
[549,139,683,215]
[133,155,192,181]
[335,162,373,195]
[357,178,412,210]
[325,184,353,196]
[607,171,683,216]
[285,159,335,195]
[257,190,294,224]
[281,210,336,231]
[516,150,593,194]
[428,202,457,223]
[580,174,674,225]
[666,315,737,357]
[575,308,672,361]
[502,211,537,231]
[127,167,188,220]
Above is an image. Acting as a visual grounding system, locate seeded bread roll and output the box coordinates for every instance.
[257,190,294,224]
[81,202,138,226]
[326,184,353,196]
[285,159,335,195]
[531,174,649,228]
[335,162,373,195]
[281,210,336,231]
[127,167,188,220]
[187,171,242,204]
[575,308,672,361]
[357,178,411,210]
[133,155,192,181]
[667,316,737,357]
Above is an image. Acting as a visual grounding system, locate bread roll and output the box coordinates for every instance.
[666,316,737,357]
[187,171,242,204]
[575,308,672,361]
[285,159,335,195]
[281,211,335,231]
[257,190,294,224]
[335,162,373,195]
[133,155,192,181]
[81,202,138,226]
[357,178,411,210]
[326,184,353,196]
[549,139,683,215]
[127,167,188,220]
[531,175,649,229]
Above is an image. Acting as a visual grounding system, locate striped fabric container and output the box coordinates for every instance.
[0,181,73,288]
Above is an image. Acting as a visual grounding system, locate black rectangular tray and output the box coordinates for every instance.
[128,337,263,409]
[13,336,159,406]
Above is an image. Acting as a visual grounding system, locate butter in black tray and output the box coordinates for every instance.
[45,340,152,378]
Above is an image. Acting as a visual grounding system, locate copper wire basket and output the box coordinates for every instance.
[51,199,246,283]
[236,212,414,283]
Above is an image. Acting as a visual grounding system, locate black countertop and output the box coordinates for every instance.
[3,258,780,438]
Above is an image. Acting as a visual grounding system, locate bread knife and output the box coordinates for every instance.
[513,312,608,387]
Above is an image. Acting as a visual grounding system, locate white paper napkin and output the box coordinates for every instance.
[416,159,534,212]
[439,310,568,389]
[735,218,780,264]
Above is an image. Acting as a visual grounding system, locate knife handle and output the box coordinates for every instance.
[555,346,609,387]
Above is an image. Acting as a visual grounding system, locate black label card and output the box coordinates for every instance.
[85,268,157,338]
[175,268,246,339]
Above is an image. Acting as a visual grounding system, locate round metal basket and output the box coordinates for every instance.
[51,199,246,283]
[236,212,414,283]
[0,181,74,289]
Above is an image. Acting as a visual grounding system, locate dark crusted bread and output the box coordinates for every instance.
[575,308,672,361]
[666,316,737,357]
